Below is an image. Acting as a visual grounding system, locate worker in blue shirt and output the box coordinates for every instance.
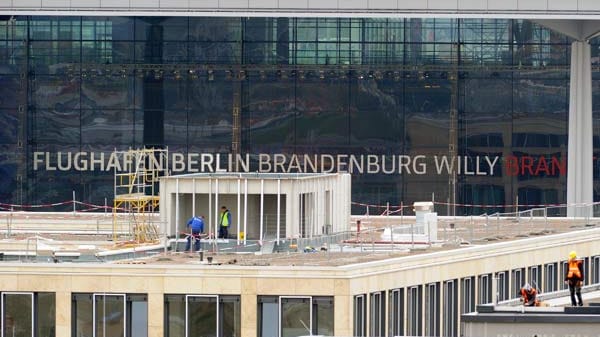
[185,216,204,252]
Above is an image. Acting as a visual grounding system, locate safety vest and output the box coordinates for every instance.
[220,211,230,227]
[567,259,582,279]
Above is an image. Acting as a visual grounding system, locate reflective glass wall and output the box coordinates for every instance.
[0,16,573,214]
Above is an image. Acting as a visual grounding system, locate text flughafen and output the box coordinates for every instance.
[32,152,567,177]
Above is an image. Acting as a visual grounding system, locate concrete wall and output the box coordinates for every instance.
[1,227,600,336]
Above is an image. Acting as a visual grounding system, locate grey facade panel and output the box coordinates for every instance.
[100,0,131,8]
[159,0,189,8]
[547,0,578,10]
[249,0,278,8]
[131,0,159,7]
[0,0,12,8]
[219,0,249,8]
[487,0,518,10]
[517,0,547,10]
[310,0,337,9]
[42,0,70,7]
[15,0,42,7]
[367,0,396,9]
[457,0,486,10]
[337,0,368,9]
[580,0,600,11]
[75,0,103,7]
[397,0,422,9]
[189,0,219,8]
[278,0,308,8]
[428,0,457,10]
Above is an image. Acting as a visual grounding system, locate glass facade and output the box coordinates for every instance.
[0,16,584,214]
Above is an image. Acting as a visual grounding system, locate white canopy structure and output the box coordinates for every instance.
[160,173,351,243]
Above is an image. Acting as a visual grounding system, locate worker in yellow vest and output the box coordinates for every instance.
[565,251,584,306]
[219,206,232,239]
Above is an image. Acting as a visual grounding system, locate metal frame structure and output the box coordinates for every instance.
[112,148,169,243]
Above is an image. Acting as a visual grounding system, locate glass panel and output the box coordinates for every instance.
[312,297,333,336]
[73,294,93,337]
[219,296,240,337]
[3,293,33,337]
[281,297,310,337]
[130,300,147,337]
[166,295,185,337]
[260,301,278,337]
[94,294,125,337]
[37,293,56,337]
[187,296,217,337]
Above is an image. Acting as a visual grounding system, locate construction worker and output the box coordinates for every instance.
[185,216,204,252]
[565,250,584,306]
[218,206,231,239]
[520,283,539,306]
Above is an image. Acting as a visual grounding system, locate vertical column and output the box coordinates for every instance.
[567,40,593,217]
[148,292,164,337]
[334,294,352,336]
[241,279,258,337]
[55,291,71,337]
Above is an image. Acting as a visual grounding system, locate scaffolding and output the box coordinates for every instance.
[112,148,169,244]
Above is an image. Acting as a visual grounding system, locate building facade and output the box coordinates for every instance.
[3,13,600,214]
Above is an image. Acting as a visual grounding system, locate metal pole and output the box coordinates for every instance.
[244,178,248,245]
[260,179,264,243]
[237,177,241,245]
[277,179,281,244]
[208,179,212,241]
[72,190,76,214]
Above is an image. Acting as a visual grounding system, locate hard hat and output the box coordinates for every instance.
[569,251,577,259]
[523,283,532,291]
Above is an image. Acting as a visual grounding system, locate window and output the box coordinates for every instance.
[478,274,492,304]
[461,276,475,314]
[560,261,569,290]
[353,295,366,337]
[257,296,333,337]
[443,280,458,337]
[544,262,558,292]
[425,283,440,337]
[388,288,404,337]
[592,256,600,284]
[496,271,509,302]
[72,293,146,337]
[511,268,525,299]
[369,291,385,337]
[165,294,240,337]
[406,286,422,336]
[2,292,55,337]
[528,265,542,291]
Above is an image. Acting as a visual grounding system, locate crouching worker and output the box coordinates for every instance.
[520,283,540,307]
[185,216,205,252]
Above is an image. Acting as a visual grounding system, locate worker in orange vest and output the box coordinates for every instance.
[520,283,540,306]
[565,251,584,306]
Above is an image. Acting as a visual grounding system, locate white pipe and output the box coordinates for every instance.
[208,179,212,239]
[237,177,241,245]
[175,179,179,237]
[244,178,248,245]
[260,179,264,242]
[215,178,219,238]
[277,179,281,244]
[192,178,196,217]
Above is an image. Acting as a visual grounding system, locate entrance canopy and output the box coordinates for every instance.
[160,173,351,242]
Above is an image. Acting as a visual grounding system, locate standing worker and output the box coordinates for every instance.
[565,250,584,306]
[219,206,232,239]
[185,215,204,252]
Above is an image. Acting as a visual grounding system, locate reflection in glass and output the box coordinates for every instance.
[281,297,310,337]
[73,294,93,337]
[219,296,240,337]
[187,296,217,337]
[2,293,33,337]
[165,295,185,337]
[312,297,333,336]
[94,294,125,337]
[37,293,56,337]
